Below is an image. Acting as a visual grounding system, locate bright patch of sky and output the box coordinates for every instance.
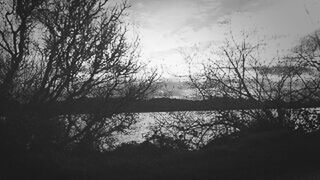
[127,0,320,79]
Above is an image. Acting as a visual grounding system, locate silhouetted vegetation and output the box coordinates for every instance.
[147,32,320,151]
[3,130,320,179]
[0,0,157,154]
[1,1,320,179]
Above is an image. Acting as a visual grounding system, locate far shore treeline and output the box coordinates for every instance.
[8,97,320,115]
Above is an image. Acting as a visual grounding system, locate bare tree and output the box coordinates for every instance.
[291,29,320,101]
[188,35,307,130]
[147,34,318,149]
[0,0,157,152]
[146,111,248,149]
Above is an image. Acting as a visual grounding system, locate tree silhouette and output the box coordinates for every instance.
[291,29,320,101]
[0,0,157,152]
[187,35,307,130]
[146,111,246,149]
[148,34,320,148]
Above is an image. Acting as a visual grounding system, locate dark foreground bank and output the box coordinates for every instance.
[2,130,320,180]
[1,131,320,180]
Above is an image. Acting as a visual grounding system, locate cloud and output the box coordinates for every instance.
[128,0,276,57]
[188,0,273,30]
[131,0,271,27]
[127,0,320,78]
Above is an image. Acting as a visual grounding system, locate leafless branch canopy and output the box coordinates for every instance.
[0,0,157,152]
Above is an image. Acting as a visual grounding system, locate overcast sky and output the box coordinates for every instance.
[127,0,320,78]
